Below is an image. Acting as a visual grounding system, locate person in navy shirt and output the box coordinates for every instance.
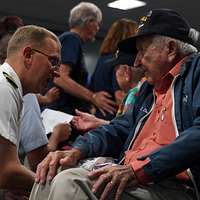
[89,18,138,120]
[47,2,116,116]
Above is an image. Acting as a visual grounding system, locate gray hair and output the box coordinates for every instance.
[69,2,102,28]
[152,35,198,56]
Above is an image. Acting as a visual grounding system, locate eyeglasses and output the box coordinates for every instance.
[32,48,60,69]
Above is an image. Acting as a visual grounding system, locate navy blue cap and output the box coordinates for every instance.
[106,51,135,66]
[118,9,199,54]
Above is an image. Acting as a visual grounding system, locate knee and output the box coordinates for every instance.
[52,167,89,186]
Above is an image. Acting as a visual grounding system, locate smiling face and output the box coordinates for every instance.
[27,37,61,93]
[134,36,174,86]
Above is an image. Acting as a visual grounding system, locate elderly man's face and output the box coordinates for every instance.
[84,20,100,42]
[134,36,171,86]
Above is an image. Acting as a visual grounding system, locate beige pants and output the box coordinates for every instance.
[29,167,195,200]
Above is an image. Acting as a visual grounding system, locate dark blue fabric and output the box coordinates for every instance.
[45,32,90,115]
[89,53,120,120]
[73,53,200,189]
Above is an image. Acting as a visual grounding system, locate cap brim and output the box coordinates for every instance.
[106,55,135,67]
[118,31,152,54]
[118,36,138,54]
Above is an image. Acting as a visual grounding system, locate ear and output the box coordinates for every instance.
[23,46,33,69]
[167,40,178,62]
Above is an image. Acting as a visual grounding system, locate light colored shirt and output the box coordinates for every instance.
[19,94,48,155]
[0,62,23,146]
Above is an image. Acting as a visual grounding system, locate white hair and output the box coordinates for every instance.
[152,35,198,56]
[69,2,102,28]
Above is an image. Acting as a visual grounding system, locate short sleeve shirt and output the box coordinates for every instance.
[89,53,120,95]
[0,63,23,147]
[19,94,48,155]
[46,31,89,115]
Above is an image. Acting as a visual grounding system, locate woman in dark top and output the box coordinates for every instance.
[89,18,138,120]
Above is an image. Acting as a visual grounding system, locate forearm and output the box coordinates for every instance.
[47,135,60,152]
[0,162,35,191]
[56,77,95,104]
[27,146,49,172]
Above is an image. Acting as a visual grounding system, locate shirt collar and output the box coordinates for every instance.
[154,56,188,94]
[169,56,188,77]
[1,62,23,98]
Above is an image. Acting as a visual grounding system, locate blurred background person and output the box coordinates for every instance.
[89,18,138,120]
[72,51,144,132]
[46,2,116,118]
[0,16,23,64]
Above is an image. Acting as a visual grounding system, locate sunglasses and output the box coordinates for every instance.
[32,48,60,69]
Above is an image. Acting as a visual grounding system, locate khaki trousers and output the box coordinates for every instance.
[29,167,195,200]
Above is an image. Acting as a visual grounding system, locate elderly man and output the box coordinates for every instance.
[47,2,116,117]
[0,25,61,192]
[30,9,200,200]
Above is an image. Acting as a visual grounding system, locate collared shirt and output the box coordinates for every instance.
[0,62,23,146]
[124,57,188,184]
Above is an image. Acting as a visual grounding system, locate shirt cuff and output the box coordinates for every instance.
[130,157,152,185]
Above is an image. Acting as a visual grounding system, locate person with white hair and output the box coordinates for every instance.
[30,8,200,200]
[47,2,116,118]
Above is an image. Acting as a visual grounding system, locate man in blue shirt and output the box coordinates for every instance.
[47,2,116,116]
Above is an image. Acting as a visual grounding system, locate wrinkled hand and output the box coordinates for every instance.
[93,91,117,115]
[44,87,60,104]
[88,164,137,200]
[72,109,106,131]
[35,148,82,184]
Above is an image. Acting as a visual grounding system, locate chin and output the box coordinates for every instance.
[33,87,41,94]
